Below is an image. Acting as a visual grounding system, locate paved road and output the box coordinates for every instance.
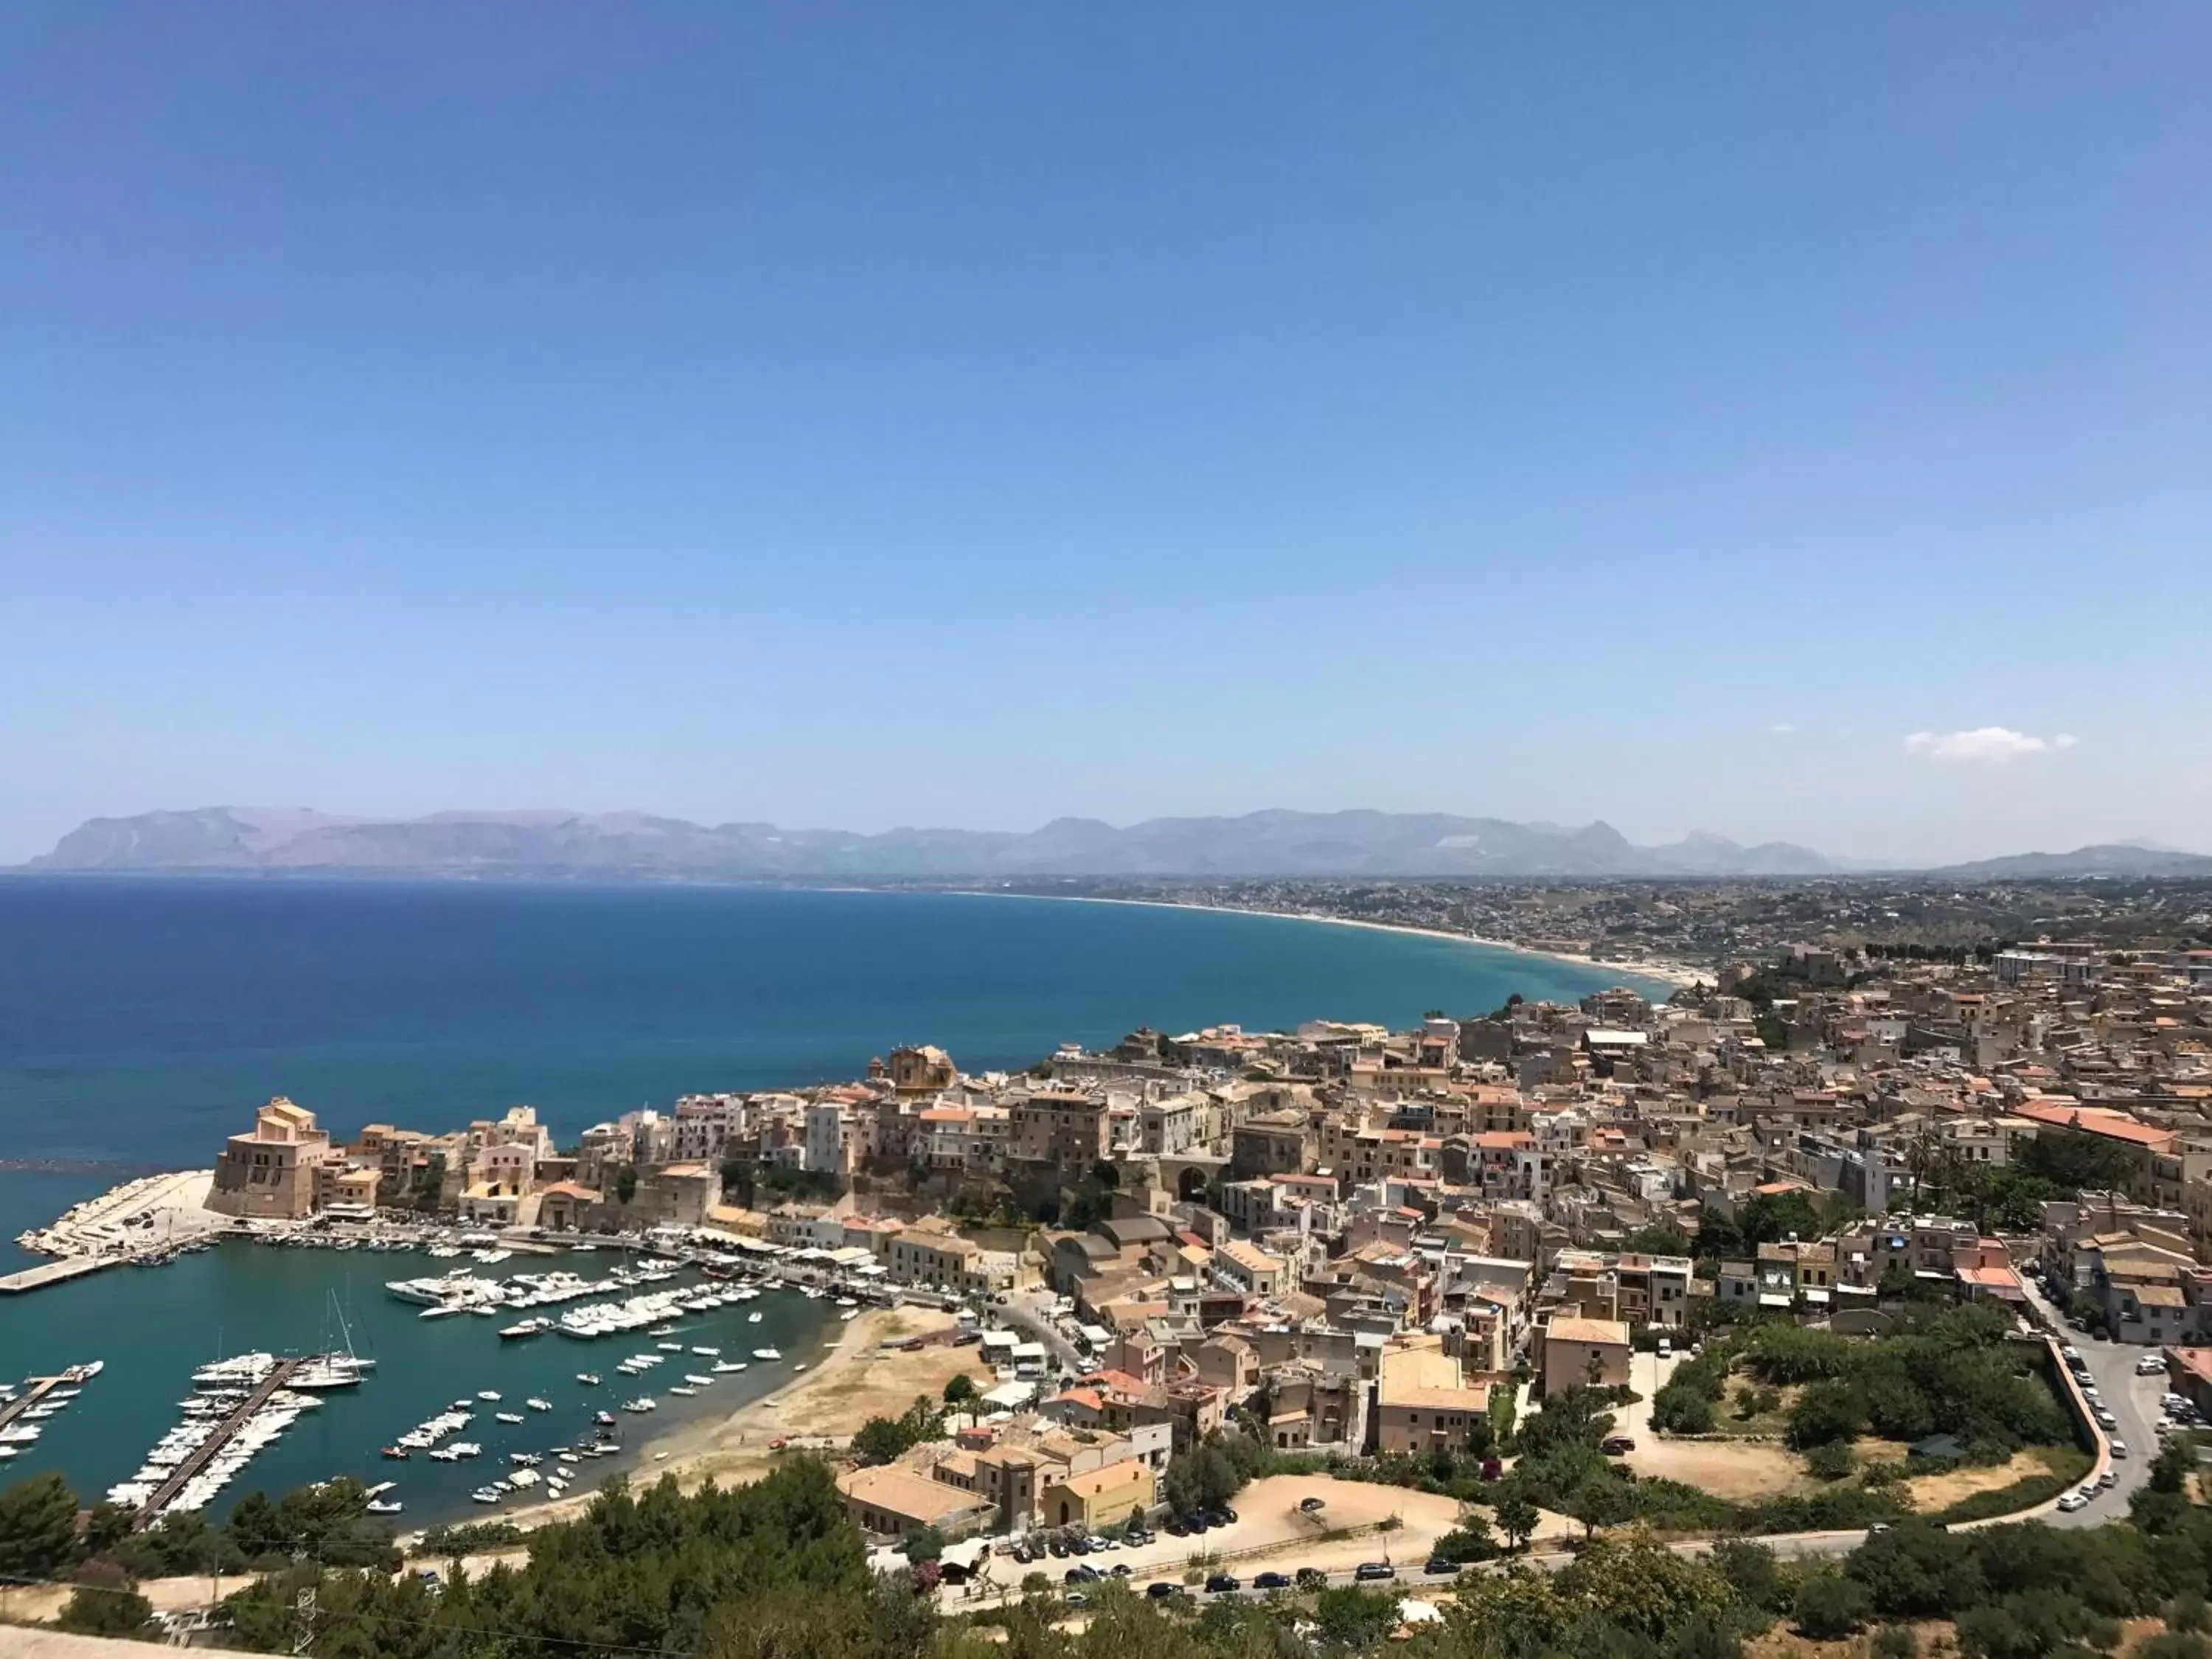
[1013,1525,1877,1607]
[2017,1275,2159,1527]
[998,1290,1085,1374]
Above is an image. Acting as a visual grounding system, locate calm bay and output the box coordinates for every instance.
[0,877,1662,1518]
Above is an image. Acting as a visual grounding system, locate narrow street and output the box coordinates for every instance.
[2017,1276,2160,1527]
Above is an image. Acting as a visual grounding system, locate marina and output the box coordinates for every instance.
[0,1233,845,1526]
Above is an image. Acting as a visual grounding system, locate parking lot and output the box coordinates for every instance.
[963,1474,1495,1606]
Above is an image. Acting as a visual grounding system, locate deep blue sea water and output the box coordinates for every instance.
[0,877,1658,1517]
[0,878,1656,1178]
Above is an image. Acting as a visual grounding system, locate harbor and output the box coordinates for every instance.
[0,1233,846,1526]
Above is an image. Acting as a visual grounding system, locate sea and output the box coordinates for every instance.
[0,877,1661,1520]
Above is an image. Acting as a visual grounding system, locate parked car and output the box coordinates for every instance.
[1295,1568,1329,1587]
[1298,1495,1326,1512]
[1048,1540,1069,1558]
[1253,1571,1292,1590]
[1147,1582,1180,1600]
[1065,1591,1088,1607]
[1206,1574,1241,1595]
[1355,1562,1397,1582]
[1656,1338,1672,1358]
[2097,1408,2120,1430]
[2111,1439,2129,1458]
[2059,1493,2089,1512]
[2099,1469,2119,1489]
[1425,1557,1462,1576]
[2062,1345,2082,1362]
[2138,1355,2167,1376]
[1217,1506,1239,1524]
[1109,1564,1131,1576]
[1601,1436,1636,1455]
[1063,1566,1093,1585]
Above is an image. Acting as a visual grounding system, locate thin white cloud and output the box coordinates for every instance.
[1902,726,2076,764]
[1769,723,1796,735]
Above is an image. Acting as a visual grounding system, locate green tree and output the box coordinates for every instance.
[852,1396,944,1465]
[1569,1473,1635,1538]
[1709,1538,1789,1614]
[1433,1514,1497,1563]
[1794,1568,1873,1639]
[1788,1380,1870,1448]
[1805,1441,1857,1481]
[942,1372,977,1405]
[54,1576,156,1639]
[2152,1438,2195,1495]
[1493,1487,1541,1552]
[1313,1586,1401,1648]
[613,1163,639,1206]
[1653,1382,1718,1433]
[900,1525,945,1563]
[81,1500,134,1561]
[0,1470,82,1579]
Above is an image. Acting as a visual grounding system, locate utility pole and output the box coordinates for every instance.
[291,1547,316,1657]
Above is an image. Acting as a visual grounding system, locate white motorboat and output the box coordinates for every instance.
[622,1397,656,1413]
[752,1348,781,1361]
[526,1397,553,1412]
[576,1374,601,1385]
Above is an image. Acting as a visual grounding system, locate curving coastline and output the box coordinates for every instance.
[950,888,1703,992]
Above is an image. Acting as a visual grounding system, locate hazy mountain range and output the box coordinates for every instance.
[19,807,2211,880]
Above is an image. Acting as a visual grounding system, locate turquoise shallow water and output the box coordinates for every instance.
[0,877,1660,1515]
[0,1239,837,1524]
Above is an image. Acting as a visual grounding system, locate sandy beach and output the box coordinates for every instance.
[425,1303,978,1543]
[961,889,1706,990]
[628,1303,978,1487]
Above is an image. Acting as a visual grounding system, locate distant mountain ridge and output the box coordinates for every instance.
[24,806,1846,879]
[27,809,2205,881]
[1931,844,2212,879]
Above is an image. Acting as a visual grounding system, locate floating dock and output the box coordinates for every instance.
[133,1357,302,1527]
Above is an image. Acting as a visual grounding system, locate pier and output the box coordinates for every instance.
[0,1372,80,1435]
[133,1358,302,1528]
[0,1257,119,1295]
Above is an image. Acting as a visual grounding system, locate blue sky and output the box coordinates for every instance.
[1,4,2206,865]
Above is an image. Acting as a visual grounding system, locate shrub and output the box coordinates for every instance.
[1806,1441,1857,1481]
[1790,1381,1871,1448]
[1655,1383,1719,1434]
[1795,1568,1874,1638]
